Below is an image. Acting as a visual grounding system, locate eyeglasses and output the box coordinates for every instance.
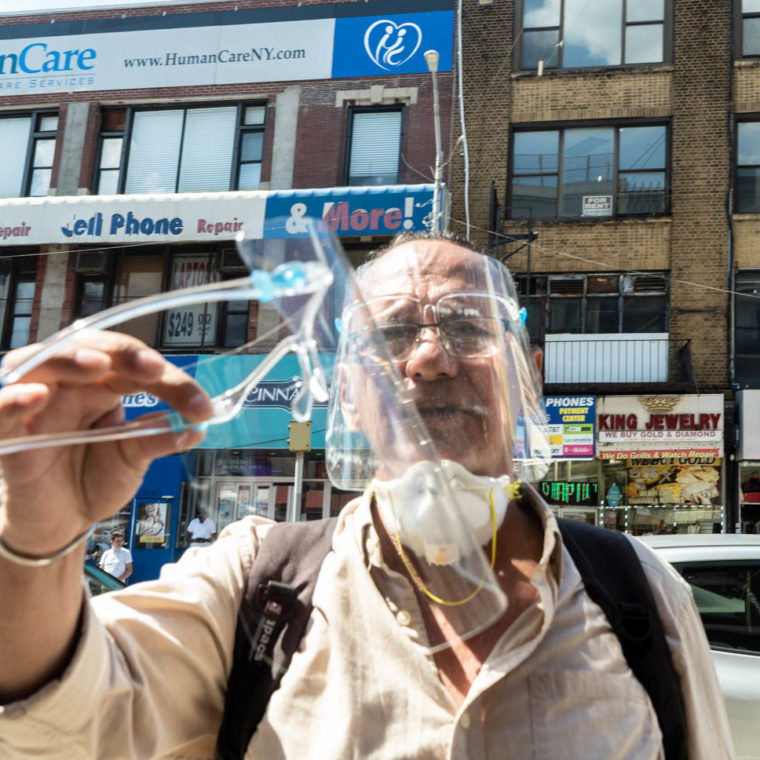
[372,317,508,361]
[348,292,517,362]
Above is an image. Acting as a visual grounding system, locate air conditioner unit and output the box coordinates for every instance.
[72,250,112,274]
[218,249,247,274]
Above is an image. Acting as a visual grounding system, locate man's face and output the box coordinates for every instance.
[351,240,519,478]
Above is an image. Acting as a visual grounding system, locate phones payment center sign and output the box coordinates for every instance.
[544,396,596,458]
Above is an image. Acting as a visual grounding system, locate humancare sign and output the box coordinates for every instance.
[0,185,436,245]
[0,1,453,96]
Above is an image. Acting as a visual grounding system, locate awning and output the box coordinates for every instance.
[123,353,332,450]
[0,183,438,246]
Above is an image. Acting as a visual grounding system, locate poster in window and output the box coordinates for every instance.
[162,255,219,346]
[626,458,722,505]
[136,502,169,547]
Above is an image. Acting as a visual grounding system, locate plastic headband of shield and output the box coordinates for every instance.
[325,240,551,490]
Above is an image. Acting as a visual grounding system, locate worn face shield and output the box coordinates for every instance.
[327,238,550,651]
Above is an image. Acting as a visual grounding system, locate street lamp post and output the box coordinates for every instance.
[424,49,444,233]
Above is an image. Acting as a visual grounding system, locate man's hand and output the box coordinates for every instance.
[0,332,213,556]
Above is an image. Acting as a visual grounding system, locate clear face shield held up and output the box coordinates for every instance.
[327,239,551,651]
[0,219,340,454]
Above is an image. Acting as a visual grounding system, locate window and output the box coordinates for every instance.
[347,108,402,186]
[95,104,266,195]
[0,255,38,350]
[0,111,57,198]
[222,299,250,347]
[735,270,760,387]
[76,277,109,318]
[73,248,250,350]
[736,122,760,212]
[113,255,164,346]
[742,0,760,57]
[162,254,219,349]
[516,272,668,341]
[676,562,760,653]
[511,124,668,219]
[519,0,667,70]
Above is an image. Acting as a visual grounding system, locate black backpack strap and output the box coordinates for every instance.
[215,517,339,760]
[558,518,688,760]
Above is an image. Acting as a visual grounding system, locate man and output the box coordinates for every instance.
[186,507,217,548]
[99,529,133,583]
[0,235,732,758]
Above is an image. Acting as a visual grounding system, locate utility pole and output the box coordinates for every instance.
[424,49,444,233]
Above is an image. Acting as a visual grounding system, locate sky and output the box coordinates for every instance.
[0,0,210,14]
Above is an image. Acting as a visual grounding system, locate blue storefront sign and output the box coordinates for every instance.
[123,353,333,449]
[191,353,332,450]
[543,396,597,458]
[266,184,436,237]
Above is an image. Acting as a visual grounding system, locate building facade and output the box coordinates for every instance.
[452,0,760,535]
[0,0,454,580]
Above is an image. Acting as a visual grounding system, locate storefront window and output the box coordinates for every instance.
[331,487,357,517]
[301,482,326,521]
[113,255,163,346]
[162,253,219,348]
[739,464,760,532]
[214,449,296,477]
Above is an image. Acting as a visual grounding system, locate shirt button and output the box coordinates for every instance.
[396,609,412,627]
[459,712,471,729]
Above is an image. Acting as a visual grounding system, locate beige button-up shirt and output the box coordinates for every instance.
[0,491,733,759]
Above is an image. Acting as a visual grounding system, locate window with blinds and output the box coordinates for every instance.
[104,103,265,195]
[0,111,57,198]
[347,109,402,186]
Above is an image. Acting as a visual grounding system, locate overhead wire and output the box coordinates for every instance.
[447,214,760,301]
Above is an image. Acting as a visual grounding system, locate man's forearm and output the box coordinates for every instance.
[0,549,84,703]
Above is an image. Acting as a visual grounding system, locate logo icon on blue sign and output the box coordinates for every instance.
[332,11,453,78]
[364,19,422,70]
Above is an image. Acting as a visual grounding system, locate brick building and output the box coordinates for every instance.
[449,0,760,533]
[0,0,454,580]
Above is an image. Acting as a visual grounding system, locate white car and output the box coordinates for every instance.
[640,534,760,760]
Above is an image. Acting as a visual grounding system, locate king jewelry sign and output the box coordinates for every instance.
[596,394,725,461]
